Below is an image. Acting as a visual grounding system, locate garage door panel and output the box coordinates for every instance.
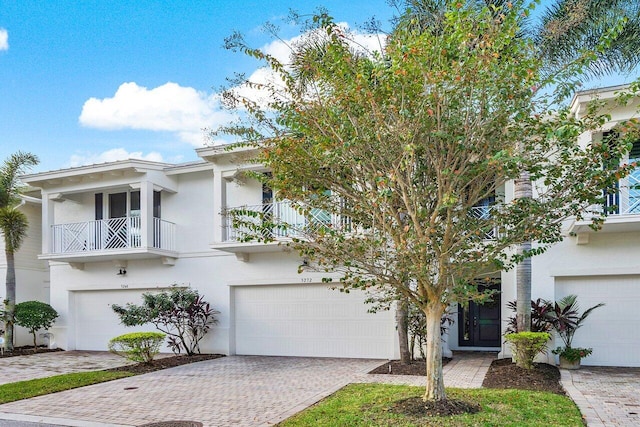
[234,285,394,358]
[74,289,163,351]
[556,276,640,367]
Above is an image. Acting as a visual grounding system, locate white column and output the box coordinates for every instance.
[140,181,154,249]
[212,170,226,242]
[42,194,55,254]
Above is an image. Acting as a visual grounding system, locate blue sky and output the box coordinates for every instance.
[0,1,636,173]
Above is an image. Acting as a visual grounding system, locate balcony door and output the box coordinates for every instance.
[94,191,140,249]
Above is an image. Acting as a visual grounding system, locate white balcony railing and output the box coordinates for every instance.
[51,216,175,254]
[225,201,495,242]
[604,171,640,215]
[224,200,351,242]
[469,205,496,240]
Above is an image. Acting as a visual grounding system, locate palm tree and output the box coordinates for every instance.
[396,0,640,333]
[0,152,39,352]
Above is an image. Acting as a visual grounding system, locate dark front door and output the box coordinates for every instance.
[458,280,501,347]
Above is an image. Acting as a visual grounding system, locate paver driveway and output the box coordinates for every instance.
[0,351,130,386]
[562,366,640,427]
[0,356,384,427]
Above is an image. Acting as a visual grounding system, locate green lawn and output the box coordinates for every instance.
[0,371,133,404]
[277,383,584,427]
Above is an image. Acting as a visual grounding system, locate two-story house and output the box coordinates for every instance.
[20,156,397,357]
[16,84,640,366]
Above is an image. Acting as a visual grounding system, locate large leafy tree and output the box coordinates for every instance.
[0,152,39,351]
[396,0,640,333]
[218,1,638,402]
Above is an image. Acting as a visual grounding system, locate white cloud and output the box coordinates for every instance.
[0,29,8,51]
[232,24,386,110]
[79,82,236,147]
[68,148,164,167]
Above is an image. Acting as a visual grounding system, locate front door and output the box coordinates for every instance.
[458,280,501,347]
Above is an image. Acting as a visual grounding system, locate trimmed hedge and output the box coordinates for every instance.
[505,332,550,370]
[108,331,165,364]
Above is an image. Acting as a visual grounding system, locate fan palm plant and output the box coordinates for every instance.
[0,152,39,352]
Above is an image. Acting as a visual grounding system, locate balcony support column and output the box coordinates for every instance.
[42,194,56,254]
[140,181,154,249]
[213,171,226,242]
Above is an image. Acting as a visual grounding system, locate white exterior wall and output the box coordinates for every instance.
[0,202,49,347]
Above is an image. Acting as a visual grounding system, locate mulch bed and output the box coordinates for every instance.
[105,354,224,375]
[391,397,480,417]
[0,346,63,358]
[482,358,565,395]
[368,358,451,376]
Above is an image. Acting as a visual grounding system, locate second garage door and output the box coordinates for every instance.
[234,284,396,359]
[556,275,640,367]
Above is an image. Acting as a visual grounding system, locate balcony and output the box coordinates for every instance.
[43,216,177,265]
[213,200,351,260]
[224,200,351,242]
[214,200,495,260]
[569,172,640,241]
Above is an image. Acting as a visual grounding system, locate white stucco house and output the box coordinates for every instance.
[10,84,640,366]
[0,193,50,346]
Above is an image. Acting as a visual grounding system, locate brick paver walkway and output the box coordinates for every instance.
[561,366,640,427]
[360,351,496,387]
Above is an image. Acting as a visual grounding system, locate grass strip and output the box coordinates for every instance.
[278,383,584,427]
[0,371,134,404]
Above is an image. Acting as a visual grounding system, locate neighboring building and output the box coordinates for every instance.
[0,194,50,346]
[17,85,640,366]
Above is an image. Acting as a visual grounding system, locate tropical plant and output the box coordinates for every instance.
[546,294,604,361]
[111,287,219,355]
[552,345,592,362]
[108,331,166,364]
[505,332,551,369]
[218,1,639,403]
[505,299,553,334]
[13,301,58,352]
[408,304,453,360]
[0,152,39,352]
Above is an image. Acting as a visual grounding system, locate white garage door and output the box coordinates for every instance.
[234,284,395,358]
[74,289,157,351]
[556,276,640,367]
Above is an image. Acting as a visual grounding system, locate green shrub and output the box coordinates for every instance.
[111,287,219,355]
[108,332,165,364]
[505,332,550,370]
[14,301,59,352]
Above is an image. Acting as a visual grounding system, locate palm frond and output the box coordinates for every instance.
[536,0,640,80]
[0,208,29,252]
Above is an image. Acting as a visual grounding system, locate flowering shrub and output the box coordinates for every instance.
[552,346,593,362]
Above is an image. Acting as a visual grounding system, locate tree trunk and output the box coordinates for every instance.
[396,298,411,364]
[515,170,532,332]
[32,332,38,352]
[423,302,446,401]
[516,242,532,332]
[4,249,15,352]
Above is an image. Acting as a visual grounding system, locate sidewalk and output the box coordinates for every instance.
[358,351,497,387]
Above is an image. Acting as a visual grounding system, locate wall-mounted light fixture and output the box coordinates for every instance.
[117,268,127,276]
